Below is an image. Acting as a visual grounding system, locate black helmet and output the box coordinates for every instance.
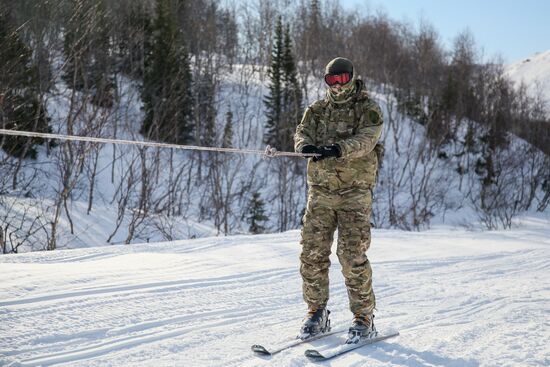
[325,57,354,78]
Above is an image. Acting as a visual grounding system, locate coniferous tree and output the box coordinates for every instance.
[247,192,268,234]
[141,0,194,144]
[281,24,303,151]
[263,17,284,150]
[222,109,233,148]
[263,17,302,152]
[0,6,51,159]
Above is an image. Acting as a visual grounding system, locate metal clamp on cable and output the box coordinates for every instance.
[263,145,278,158]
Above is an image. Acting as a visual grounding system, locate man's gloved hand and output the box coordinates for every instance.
[301,145,320,155]
[312,144,341,162]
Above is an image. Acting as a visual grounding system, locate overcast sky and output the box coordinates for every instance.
[340,0,550,64]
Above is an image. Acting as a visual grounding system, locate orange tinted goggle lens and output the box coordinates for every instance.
[325,73,351,86]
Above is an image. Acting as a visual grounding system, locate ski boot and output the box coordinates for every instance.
[346,313,377,344]
[298,308,331,340]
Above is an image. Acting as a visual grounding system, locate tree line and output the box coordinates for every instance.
[1,0,549,253]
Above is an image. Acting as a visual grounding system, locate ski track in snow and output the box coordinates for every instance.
[0,225,549,367]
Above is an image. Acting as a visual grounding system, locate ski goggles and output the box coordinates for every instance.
[324,72,351,86]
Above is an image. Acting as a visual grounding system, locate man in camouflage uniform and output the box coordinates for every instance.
[294,57,383,343]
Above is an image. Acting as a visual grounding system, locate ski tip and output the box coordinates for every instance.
[251,344,271,355]
[305,349,325,360]
[387,330,400,337]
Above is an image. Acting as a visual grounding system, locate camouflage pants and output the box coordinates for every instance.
[300,187,375,318]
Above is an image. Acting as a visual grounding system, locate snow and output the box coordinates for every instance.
[1,216,549,366]
[3,51,550,251]
[505,50,550,108]
[2,49,550,366]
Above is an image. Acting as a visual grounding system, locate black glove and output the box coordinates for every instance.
[301,145,319,154]
[312,144,342,162]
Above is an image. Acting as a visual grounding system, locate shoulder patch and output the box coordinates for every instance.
[357,97,382,125]
[368,109,382,125]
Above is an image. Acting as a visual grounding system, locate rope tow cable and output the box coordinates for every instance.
[0,129,319,158]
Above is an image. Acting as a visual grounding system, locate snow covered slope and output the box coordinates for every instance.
[1,217,549,366]
[505,50,550,106]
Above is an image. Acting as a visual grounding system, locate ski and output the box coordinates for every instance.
[304,330,399,361]
[251,327,346,356]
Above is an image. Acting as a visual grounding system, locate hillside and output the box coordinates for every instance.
[505,50,550,106]
[3,57,549,253]
[1,218,549,366]
[2,0,550,252]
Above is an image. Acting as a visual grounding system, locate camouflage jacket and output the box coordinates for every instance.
[294,80,383,192]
